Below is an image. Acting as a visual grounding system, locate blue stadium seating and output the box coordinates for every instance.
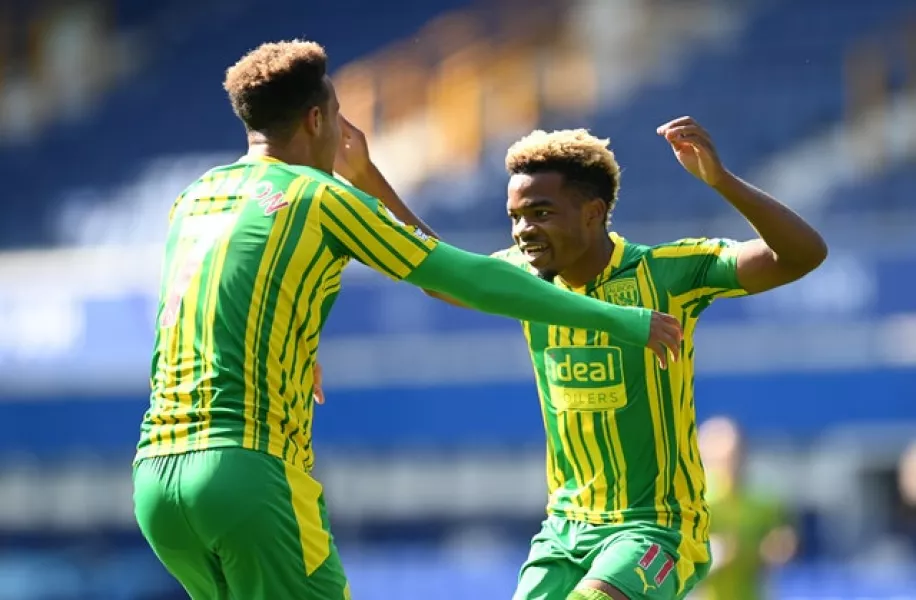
[1,0,912,246]
[834,160,916,213]
[420,0,914,228]
[0,0,472,248]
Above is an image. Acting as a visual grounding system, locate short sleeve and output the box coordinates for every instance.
[318,183,438,280]
[650,237,747,300]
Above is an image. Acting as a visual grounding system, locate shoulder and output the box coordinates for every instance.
[619,238,653,265]
[304,172,384,210]
[267,164,335,196]
[322,175,370,201]
[490,245,529,268]
[267,168,382,216]
[648,237,741,260]
[169,168,225,221]
[231,164,325,211]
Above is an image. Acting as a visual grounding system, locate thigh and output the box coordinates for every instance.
[182,449,349,600]
[585,533,679,600]
[513,522,585,600]
[514,558,583,600]
[676,555,710,600]
[150,545,230,600]
[133,456,229,600]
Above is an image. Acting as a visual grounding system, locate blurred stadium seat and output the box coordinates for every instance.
[0,0,914,598]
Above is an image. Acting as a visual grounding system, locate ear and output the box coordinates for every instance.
[305,105,323,136]
[583,198,607,229]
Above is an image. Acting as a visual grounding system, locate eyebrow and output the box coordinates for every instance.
[511,198,554,211]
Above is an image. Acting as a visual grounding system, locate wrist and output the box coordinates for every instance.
[710,169,739,193]
[346,161,382,190]
[607,305,652,347]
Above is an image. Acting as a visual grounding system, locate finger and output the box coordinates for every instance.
[314,361,325,405]
[666,335,681,363]
[672,139,714,160]
[656,116,696,135]
[663,126,711,146]
[671,137,706,152]
[652,342,668,370]
[339,116,359,143]
[655,330,680,363]
[338,114,366,140]
[314,364,323,388]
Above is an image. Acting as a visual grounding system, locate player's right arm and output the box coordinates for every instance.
[318,184,682,361]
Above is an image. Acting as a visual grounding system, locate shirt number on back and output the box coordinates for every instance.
[160,214,237,328]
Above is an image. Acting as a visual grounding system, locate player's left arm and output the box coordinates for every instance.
[658,116,828,295]
[334,114,440,240]
[333,114,473,307]
[340,146,463,308]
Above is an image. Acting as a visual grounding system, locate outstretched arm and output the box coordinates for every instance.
[657,116,828,295]
[317,179,684,367]
[406,243,683,366]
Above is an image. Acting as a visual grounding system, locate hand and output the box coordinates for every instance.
[657,116,727,186]
[334,114,372,185]
[313,363,325,405]
[647,312,682,370]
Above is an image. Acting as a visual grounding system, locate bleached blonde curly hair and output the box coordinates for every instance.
[506,128,621,217]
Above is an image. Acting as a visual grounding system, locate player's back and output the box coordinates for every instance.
[136,157,348,472]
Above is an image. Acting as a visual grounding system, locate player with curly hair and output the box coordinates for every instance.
[347,118,827,599]
[130,40,684,600]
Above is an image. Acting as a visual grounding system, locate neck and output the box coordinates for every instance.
[559,233,615,288]
[246,135,325,171]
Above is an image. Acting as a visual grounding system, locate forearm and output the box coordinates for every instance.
[349,163,464,305]
[406,244,652,346]
[425,289,466,308]
[714,171,827,269]
[350,163,439,239]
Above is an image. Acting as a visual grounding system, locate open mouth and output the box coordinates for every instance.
[519,243,550,261]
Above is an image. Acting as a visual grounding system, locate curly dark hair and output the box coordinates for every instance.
[224,40,329,140]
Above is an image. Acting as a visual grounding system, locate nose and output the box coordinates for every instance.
[513,216,536,240]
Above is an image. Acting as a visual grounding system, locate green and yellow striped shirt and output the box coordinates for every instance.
[494,232,746,576]
[136,157,437,472]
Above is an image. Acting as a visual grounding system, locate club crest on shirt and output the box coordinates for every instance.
[603,278,640,306]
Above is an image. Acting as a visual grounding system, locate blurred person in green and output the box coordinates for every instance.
[694,416,798,600]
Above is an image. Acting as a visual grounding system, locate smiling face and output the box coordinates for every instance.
[503,128,622,282]
[507,171,607,280]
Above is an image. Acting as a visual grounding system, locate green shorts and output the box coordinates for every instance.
[133,447,350,600]
[513,516,710,600]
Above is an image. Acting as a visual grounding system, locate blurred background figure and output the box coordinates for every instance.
[0,0,915,599]
[894,444,916,558]
[694,416,798,600]
[860,441,916,567]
